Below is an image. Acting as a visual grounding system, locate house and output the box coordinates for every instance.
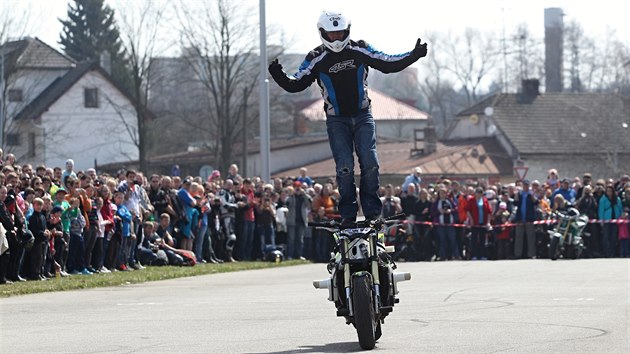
[0,37,139,170]
[299,89,429,140]
[273,136,513,186]
[445,79,630,180]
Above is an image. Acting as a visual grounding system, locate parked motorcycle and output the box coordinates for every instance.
[548,207,589,260]
[310,215,410,350]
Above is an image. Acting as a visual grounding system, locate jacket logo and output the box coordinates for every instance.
[329,60,355,73]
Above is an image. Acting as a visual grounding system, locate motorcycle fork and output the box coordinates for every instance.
[343,238,353,317]
[562,220,573,246]
[370,234,382,317]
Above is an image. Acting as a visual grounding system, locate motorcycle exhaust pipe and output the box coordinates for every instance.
[392,272,411,295]
[313,279,331,289]
[394,272,411,282]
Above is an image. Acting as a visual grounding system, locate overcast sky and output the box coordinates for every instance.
[7,0,630,65]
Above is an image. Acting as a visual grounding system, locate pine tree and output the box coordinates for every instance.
[59,0,131,93]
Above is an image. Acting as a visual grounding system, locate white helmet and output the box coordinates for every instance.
[317,11,351,53]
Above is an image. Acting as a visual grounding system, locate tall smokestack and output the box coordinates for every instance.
[545,8,564,92]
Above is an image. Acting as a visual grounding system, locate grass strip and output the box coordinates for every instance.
[0,260,308,298]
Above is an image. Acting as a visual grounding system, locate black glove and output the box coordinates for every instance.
[268,58,283,76]
[413,38,428,58]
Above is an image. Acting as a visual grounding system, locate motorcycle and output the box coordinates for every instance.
[547,207,589,260]
[309,215,410,350]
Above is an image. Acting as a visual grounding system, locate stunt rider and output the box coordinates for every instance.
[269,10,428,228]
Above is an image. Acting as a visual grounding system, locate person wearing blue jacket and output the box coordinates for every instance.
[598,185,623,257]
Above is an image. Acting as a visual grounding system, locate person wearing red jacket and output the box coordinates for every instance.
[466,187,492,260]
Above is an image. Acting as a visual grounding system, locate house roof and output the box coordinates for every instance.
[300,89,429,121]
[455,93,630,155]
[0,37,75,72]
[14,60,151,120]
[273,138,513,179]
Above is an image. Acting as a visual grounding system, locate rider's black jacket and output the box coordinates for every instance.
[270,40,423,117]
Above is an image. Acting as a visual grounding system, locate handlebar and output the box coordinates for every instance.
[308,213,407,230]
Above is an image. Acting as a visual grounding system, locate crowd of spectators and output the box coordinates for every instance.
[0,150,629,285]
[387,168,630,262]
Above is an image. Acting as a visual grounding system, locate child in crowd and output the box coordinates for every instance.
[64,197,88,274]
[113,191,134,271]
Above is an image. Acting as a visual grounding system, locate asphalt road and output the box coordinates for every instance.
[1,259,628,353]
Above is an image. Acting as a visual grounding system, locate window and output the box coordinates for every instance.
[8,89,23,102]
[6,133,20,146]
[84,88,99,108]
[28,132,36,157]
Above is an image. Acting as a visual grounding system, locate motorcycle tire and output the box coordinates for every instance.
[549,238,559,261]
[353,275,376,350]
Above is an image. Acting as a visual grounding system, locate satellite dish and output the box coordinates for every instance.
[484,107,494,116]
[469,114,480,125]
[487,124,497,135]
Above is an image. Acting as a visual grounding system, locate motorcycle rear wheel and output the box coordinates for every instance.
[353,275,376,350]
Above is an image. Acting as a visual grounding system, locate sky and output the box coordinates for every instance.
[4,0,629,68]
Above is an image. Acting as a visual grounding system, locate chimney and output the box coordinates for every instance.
[544,8,563,92]
[423,122,437,154]
[518,79,540,104]
[99,51,112,75]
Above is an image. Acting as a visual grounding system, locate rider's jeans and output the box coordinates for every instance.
[326,109,382,220]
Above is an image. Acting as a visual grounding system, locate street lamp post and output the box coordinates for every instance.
[258,0,271,182]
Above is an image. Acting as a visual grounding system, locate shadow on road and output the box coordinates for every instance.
[256,341,365,353]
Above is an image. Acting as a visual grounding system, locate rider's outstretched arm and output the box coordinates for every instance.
[352,39,427,74]
[268,53,319,93]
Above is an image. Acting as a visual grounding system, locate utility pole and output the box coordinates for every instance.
[258,0,271,182]
[0,51,5,149]
[242,87,248,177]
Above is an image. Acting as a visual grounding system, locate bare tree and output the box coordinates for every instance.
[174,0,260,173]
[418,32,465,136]
[442,28,500,106]
[114,0,169,173]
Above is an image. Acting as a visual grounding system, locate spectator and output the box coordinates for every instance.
[218,179,238,262]
[576,185,600,257]
[61,159,77,190]
[255,196,276,257]
[551,178,576,207]
[64,197,88,275]
[26,198,49,280]
[239,179,256,260]
[380,184,402,218]
[432,187,459,261]
[513,180,538,259]
[286,181,311,260]
[402,167,422,195]
[465,187,492,260]
[177,178,196,252]
[576,173,592,200]
[226,164,242,183]
[546,168,559,190]
[598,185,623,258]
[113,191,133,271]
[296,167,314,187]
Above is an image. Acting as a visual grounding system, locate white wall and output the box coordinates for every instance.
[248,140,331,176]
[5,68,69,118]
[39,70,138,170]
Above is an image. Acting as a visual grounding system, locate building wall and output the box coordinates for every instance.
[249,140,331,176]
[376,120,427,140]
[5,68,69,118]
[36,70,138,169]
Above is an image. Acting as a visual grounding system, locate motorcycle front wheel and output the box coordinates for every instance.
[549,237,559,261]
[353,275,376,350]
